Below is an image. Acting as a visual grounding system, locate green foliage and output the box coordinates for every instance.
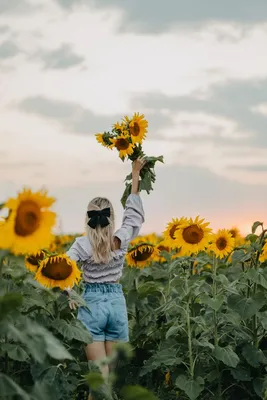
[2,222,267,399]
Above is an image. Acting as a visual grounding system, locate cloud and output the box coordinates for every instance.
[0,0,39,14]
[251,103,267,117]
[0,40,19,59]
[17,96,121,134]
[0,25,9,33]
[55,0,267,33]
[33,43,85,69]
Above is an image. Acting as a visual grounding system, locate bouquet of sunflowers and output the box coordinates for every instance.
[95,113,164,207]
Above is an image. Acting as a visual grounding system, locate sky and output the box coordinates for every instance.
[1,0,267,235]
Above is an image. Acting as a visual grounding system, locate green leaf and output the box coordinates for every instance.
[1,343,29,362]
[258,311,267,330]
[0,373,29,399]
[175,375,204,400]
[140,348,182,376]
[242,343,267,368]
[166,325,179,339]
[231,250,251,266]
[214,345,240,368]
[246,269,267,289]
[137,281,163,298]
[227,293,266,319]
[0,292,23,320]
[230,365,252,382]
[252,221,263,234]
[51,319,92,343]
[86,372,105,391]
[253,377,264,397]
[31,381,52,400]
[121,385,158,400]
[200,294,224,311]
[192,338,214,350]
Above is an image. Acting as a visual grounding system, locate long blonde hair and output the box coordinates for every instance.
[85,197,115,264]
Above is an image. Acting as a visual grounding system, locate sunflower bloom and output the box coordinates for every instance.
[228,226,244,246]
[154,240,171,263]
[259,242,267,263]
[209,229,235,259]
[174,216,212,256]
[163,217,189,249]
[35,254,81,290]
[127,113,148,144]
[113,122,126,133]
[0,189,56,255]
[25,250,46,273]
[95,133,113,148]
[126,243,158,269]
[110,134,134,159]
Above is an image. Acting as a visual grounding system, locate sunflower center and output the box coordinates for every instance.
[229,230,236,238]
[169,225,178,239]
[42,259,72,280]
[216,237,227,250]
[26,252,45,266]
[182,224,204,244]
[115,138,130,150]
[133,246,153,262]
[158,245,169,252]
[130,122,140,137]
[15,200,41,237]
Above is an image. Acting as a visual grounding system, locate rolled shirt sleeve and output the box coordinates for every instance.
[115,194,145,249]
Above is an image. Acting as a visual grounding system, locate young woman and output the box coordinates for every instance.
[66,157,146,383]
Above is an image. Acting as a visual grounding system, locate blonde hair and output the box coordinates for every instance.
[85,197,115,264]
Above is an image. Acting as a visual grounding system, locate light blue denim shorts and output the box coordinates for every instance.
[77,283,129,342]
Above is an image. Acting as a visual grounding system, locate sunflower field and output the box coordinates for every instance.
[2,187,267,400]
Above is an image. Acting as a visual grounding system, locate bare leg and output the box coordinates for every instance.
[105,341,117,358]
[85,342,108,400]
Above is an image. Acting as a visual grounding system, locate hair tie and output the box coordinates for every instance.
[87,207,110,229]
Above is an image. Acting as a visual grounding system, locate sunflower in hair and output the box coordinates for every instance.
[126,243,158,269]
[174,216,212,256]
[35,254,81,290]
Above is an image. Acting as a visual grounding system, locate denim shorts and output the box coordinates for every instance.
[77,283,129,342]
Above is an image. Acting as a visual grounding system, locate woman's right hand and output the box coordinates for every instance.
[132,157,146,175]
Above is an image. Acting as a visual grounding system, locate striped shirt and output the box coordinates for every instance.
[66,194,145,283]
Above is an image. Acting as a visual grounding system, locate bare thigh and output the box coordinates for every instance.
[105,341,117,357]
[85,342,108,378]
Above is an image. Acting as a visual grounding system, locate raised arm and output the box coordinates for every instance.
[115,157,146,249]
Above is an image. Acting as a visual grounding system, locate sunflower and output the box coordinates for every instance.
[110,134,134,160]
[95,133,113,148]
[209,229,235,259]
[35,254,81,290]
[174,216,212,256]
[0,189,56,255]
[228,226,244,246]
[154,240,171,263]
[25,250,46,273]
[113,122,126,134]
[163,217,189,249]
[259,242,267,263]
[126,243,158,269]
[126,113,148,144]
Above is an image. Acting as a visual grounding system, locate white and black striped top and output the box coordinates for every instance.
[66,194,145,283]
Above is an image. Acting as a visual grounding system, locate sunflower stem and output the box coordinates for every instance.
[212,254,222,398]
[185,278,194,378]
[134,277,140,326]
